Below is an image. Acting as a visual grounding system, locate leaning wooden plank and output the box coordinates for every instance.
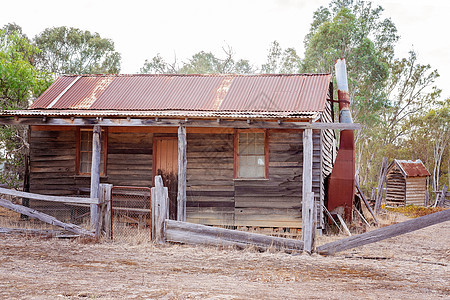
[0,227,66,236]
[336,214,352,236]
[317,209,450,256]
[0,198,94,237]
[355,179,379,224]
[0,187,98,204]
[375,157,388,213]
[165,219,304,251]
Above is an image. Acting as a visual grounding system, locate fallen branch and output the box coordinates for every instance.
[317,209,450,255]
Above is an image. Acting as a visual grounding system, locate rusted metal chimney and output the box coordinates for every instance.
[327,58,355,222]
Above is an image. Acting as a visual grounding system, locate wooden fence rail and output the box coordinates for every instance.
[0,198,94,237]
[165,219,304,252]
[317,209,450,255]
[0,185,110,239]
[0,187,99,204]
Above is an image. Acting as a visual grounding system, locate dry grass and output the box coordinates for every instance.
[386,205,448,218]
[0,219,449,299]
[0,206,448,298]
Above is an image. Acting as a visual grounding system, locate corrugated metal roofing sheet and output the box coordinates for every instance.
[396,159,430,177]
[30,74,331,116]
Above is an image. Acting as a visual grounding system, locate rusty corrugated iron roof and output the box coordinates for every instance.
[395,159,431,177]
[29,74,331,119]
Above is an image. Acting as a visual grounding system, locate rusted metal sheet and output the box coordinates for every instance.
[396,159,430,177]
[30,74,332,116]
[327,58,355,222]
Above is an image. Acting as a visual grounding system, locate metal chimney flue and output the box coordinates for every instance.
[327,58,355,222]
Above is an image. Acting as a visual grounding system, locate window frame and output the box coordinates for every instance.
[234,129,269,179]
[76,127,108,176]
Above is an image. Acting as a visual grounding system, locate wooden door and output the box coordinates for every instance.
[154,137,178,220]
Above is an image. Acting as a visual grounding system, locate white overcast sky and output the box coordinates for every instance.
[1,0,449,100]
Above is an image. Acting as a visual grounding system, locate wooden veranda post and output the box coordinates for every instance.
[302,128,315,253]
[90,125,101,229]
[177,124,187,221]
[152,175,169,243]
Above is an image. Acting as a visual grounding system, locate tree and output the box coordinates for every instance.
[0,28,53,187]
[33,26,121,75]
[302,0,397,122]
[140,46,255,74]
[140,53,179,74]
[404,100,449,193]
[302,0,442,192]
[261,41,301,74]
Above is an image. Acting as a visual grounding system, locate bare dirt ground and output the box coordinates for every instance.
[0,219,449,299]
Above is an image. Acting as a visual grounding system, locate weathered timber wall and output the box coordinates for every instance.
[107,130,153,186]
[405,177,427,206]
[319,98,336,230]
[235,130,303,228]
[29,126,326,228]
[386,164,406,205]
[185,133,235,226]
[29,127,79,219]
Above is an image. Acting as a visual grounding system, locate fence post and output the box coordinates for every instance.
[100,183,113,239]
[152,175,169,243]
[303,192,316,254]
[95,184,105,239]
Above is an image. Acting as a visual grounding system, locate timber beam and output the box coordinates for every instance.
[0,117,361,130]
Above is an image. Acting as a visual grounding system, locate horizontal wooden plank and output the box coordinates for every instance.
[186,201,234,208]
[0,187,98,204]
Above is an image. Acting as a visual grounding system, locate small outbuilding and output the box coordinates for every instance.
[385,159,430,206]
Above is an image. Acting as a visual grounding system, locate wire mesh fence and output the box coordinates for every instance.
[0,191,92,236]
[111,186,152,243]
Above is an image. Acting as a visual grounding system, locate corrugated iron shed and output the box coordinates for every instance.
[29,74,331,119]
[396,159,431,177]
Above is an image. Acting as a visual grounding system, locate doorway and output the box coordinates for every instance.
[153,137,178,220]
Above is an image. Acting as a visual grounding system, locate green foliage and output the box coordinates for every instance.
[141,47,255,75]
[261,41,301,74]
[0,29,53,109]
[34,26,121,75]
[0,27,53,188]
[401,100,449,191]
[302,0,396,122]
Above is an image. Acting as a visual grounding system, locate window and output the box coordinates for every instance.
[77,128,107,175]
[235,130,268,179]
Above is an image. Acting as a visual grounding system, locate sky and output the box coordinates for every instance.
[1,0,449,100]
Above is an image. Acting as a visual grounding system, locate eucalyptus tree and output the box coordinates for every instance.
[261,41,301,74]
[34,26,121,75]
[0,28,53,187]
[141,46,255,75]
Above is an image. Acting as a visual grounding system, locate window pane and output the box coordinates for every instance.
[237,131,266,178]
[79,129,106,175]
[80,162,90,173]
[238,133,247,155]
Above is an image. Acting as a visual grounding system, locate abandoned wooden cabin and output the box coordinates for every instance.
[0,73,342,233]
[386,159,430,206]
